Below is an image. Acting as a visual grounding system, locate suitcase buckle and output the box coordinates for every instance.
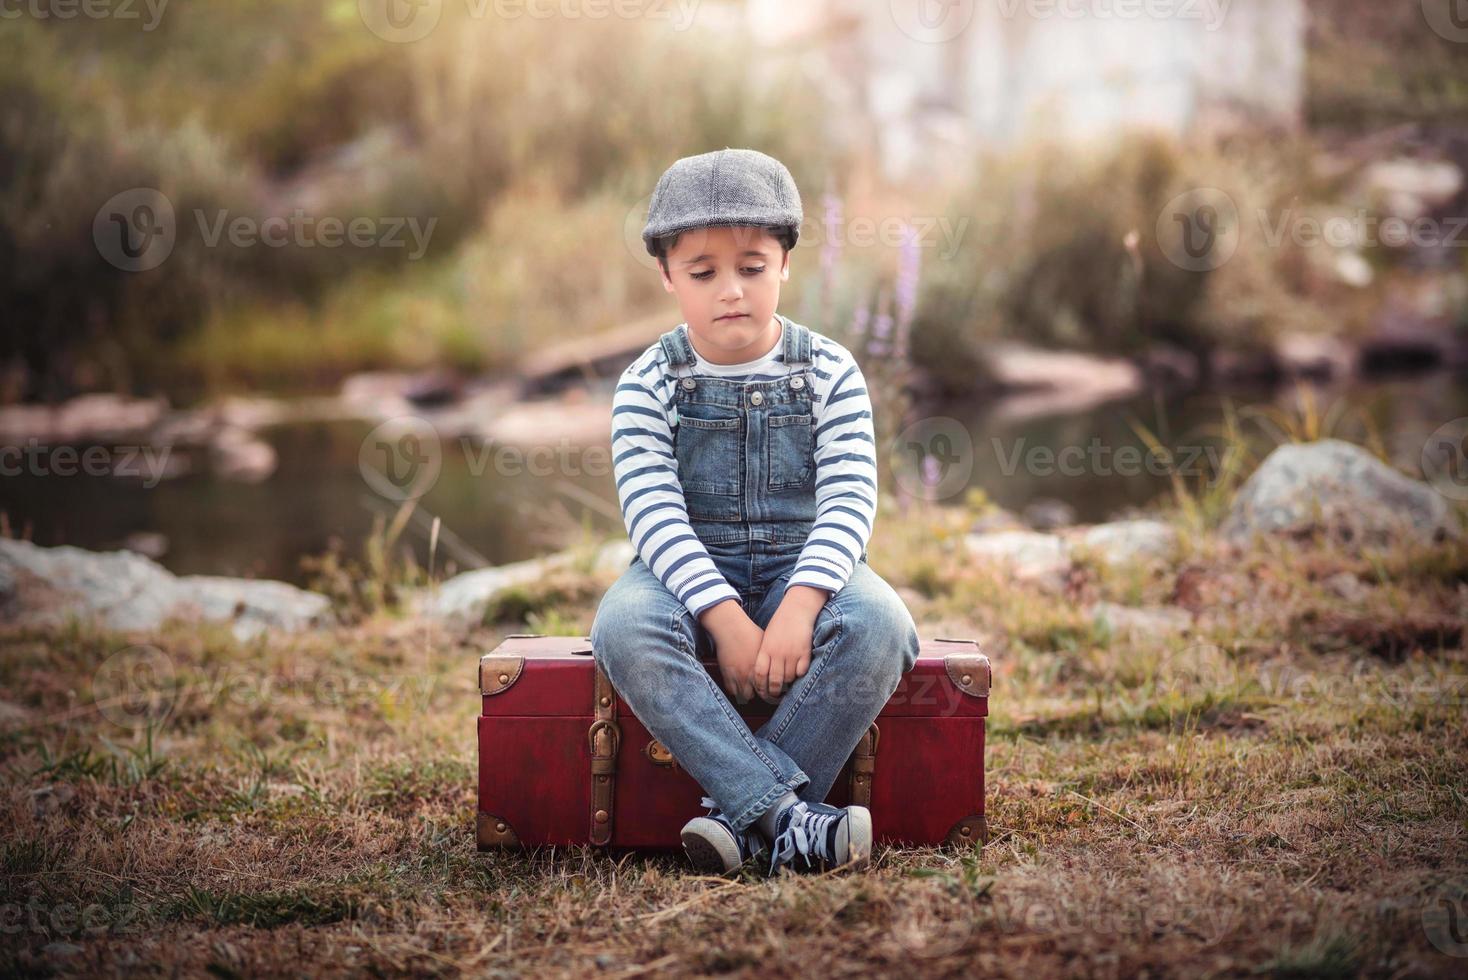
[588,718,621,759]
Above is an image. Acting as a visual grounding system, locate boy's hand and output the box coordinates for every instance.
[754,585,830,702]
[699,600,764,704]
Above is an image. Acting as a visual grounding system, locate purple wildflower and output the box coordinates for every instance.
[819,191,843,325]
[851,301,870,355]
[894,220,921,363]
[869,287,892,358]
[921,453,942,489]
[820,191,843,276]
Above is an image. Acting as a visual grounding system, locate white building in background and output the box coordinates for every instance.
[741,0,1307,182]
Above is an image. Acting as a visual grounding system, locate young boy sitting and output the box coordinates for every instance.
[590,148,921,876]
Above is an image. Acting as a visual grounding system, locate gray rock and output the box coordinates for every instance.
[1089,601,1192,638]
[983,342,1143,419]
[422,559,560,629]
[1077,519,1179,567]
[175,576,334,641]
[420,540,634,629]
[0,539,183,631]
[1361,158,1464,222]
[209,427,277,483]
[969,506,1025,534]
[0,539,332,640]
[1323,571,1367,602]
[122,532,169,559]
[591,540,637,576]
[964,530,1073,587]
[0,393,167,445]
[1221,439,1460,549]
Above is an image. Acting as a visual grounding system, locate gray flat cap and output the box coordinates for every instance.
[642,148,803,256]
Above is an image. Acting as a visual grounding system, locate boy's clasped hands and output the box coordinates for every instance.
[698,585,831,705]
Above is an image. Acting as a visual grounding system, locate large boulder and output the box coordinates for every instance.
[0,539,333,641]
[1221,439,1459,549]
[0,540,182,632]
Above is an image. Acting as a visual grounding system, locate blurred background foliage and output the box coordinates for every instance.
[2,0,1465,403]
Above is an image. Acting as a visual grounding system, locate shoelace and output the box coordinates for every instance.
[699,797,764,857]
[767,802,840,875]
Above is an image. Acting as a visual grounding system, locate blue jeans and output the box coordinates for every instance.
[589,549,920,833]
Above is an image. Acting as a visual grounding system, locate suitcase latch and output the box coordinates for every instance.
[644,739,678,768]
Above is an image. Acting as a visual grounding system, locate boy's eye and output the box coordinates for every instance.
[689,267,766,281]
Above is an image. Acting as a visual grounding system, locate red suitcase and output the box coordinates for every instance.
[475,633,990,851]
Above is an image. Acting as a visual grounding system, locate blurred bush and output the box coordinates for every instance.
[3,4,832,400]
[5,0,1460,403]
[897,132,1343,395]
[1307,0,1468,128]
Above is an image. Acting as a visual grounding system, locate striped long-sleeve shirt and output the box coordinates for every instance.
[610,321,878,619]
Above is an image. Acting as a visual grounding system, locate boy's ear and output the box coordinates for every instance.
[779,249,791,281]
[659,262,675,292]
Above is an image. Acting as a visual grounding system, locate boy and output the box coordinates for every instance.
[589,148,921,876]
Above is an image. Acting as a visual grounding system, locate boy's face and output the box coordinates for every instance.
[659,224,790,365]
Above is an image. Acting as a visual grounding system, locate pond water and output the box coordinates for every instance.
[2,370,1463,585]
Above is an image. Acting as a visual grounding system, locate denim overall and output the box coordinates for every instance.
[590,315,919,834]
[663,316,868,612]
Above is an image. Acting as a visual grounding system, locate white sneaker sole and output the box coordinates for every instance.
[681,817,744,874]
[842,805,873,869]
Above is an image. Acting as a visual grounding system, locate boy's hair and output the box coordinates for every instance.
[652,224,798,276]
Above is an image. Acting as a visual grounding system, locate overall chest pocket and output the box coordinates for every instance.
[766,410,814,491]
[673,410,743,521]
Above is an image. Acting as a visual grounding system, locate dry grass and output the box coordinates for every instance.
[2,505,1466,978]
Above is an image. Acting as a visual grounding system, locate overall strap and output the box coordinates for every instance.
[658,325,696,372]
[781,317,812,368]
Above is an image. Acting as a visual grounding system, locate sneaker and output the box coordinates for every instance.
[680,797,767,874]
[766,800,872,876]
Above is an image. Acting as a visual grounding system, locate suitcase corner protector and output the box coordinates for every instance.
[942,650,991,698]
[479,654,526,696]
[477,811,522,849]
[945,813,988,847]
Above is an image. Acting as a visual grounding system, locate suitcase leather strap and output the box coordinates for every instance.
[588,664,620,845]
[848,722,879,807]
